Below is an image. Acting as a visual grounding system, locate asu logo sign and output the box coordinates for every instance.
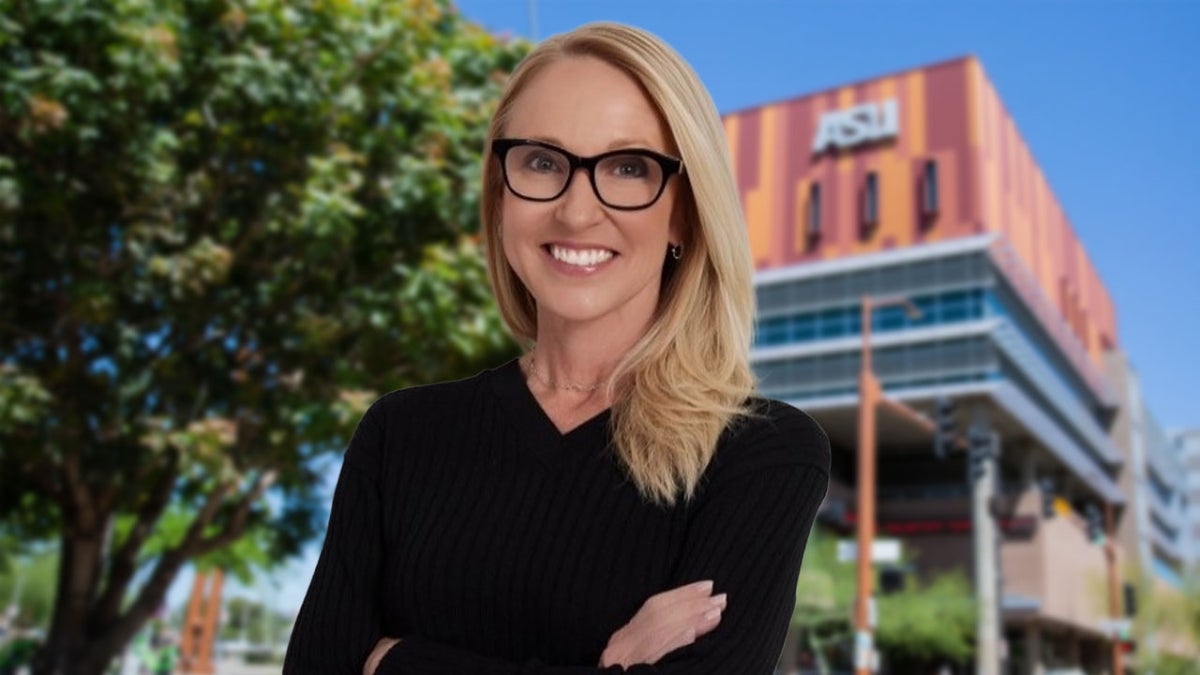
[812,99,899,153]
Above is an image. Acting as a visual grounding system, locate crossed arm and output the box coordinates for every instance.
[363,578,726,674]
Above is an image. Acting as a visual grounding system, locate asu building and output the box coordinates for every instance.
[723,56,1189,672]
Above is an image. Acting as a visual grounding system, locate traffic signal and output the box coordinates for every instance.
[1085,503,1106,545]
[1124,582,1137,617]
[933,396,956,460]
[1039,476,1056,519]
[967,424,991,482]
[880,567,905,594]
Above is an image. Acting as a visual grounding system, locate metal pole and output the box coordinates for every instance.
[1106,502,1124,674]
[972,427,1001,675]
[854,295,877,675]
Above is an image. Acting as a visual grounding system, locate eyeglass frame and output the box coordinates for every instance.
[491,138,685,211]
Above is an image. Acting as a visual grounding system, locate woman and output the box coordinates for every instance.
[284,22,830,674]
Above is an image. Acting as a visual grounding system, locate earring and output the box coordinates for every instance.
[669,243,683,260]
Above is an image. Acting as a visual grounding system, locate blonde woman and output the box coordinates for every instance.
[284,22,830,675]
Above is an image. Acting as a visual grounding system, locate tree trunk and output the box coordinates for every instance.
[35,526,109,675]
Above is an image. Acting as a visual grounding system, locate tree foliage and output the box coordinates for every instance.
[0,547,58,629]
[792,530,977,673]
[1128,564,1200,673]
[0,0,527,672]
[791,529,856,674]
[875,570,976,666]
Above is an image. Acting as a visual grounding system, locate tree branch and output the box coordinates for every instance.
[103,468,276,654]
[60,452,94,528]
[90,453,179,627]
[22,456,64,500]
[194,468,278,553]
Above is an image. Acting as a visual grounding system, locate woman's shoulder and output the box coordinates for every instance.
[363,361,507,427]
[707,398,831,483]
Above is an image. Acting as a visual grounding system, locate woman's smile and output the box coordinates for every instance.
[544,242,619,274]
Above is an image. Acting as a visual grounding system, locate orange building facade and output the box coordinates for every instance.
[724,56,1117,377]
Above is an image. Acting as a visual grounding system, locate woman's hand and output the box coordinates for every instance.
[599,579,727,668]
[363,637,401,675]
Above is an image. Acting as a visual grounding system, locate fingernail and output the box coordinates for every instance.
[711,593,727,607]
[698,579,714,592]
[704,608,721,621]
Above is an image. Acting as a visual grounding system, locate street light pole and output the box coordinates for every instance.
[854,295,921,675]
[854,295,880,675]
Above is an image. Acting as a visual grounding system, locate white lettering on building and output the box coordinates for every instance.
[811,98,899,153]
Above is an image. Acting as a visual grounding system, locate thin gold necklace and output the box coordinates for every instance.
[525,348,605,392]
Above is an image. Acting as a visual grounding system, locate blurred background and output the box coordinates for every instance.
[0,1,1196,674]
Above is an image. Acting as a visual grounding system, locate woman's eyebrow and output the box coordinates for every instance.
[511,135,663,153]
[522,134,564,146]
[604,138,657,151]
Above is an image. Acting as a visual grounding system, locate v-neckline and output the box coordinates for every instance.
[488,358,612,468]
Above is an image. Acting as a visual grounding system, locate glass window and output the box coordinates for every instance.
[922,160,939,216]
[862,172,879,233]
[792,315,818,341]
[807,183,821,241]
[876,305,906,331]
[819,308,847,338]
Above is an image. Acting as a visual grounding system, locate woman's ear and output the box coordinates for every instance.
[668,194,688,250]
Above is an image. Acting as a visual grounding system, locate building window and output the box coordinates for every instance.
[862,172,879,235]
[921,160,939,217]
[807,183,822,241]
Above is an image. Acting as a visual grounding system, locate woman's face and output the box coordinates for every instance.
[499,56,682,334]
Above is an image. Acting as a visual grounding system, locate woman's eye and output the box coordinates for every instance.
[525,153,562,173]
[611,157,650,178]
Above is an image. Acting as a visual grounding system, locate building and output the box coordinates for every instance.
[1105,354,1192,664]
[1171,428,1200,569]
[722,56,1136,673]
[1105,354,1188,589]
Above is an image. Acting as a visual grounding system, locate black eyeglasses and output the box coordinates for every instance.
[491,138,684,211]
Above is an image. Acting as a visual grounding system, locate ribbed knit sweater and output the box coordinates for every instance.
[283,359,830,674]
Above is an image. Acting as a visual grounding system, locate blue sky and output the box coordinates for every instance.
[171,0,1200,616]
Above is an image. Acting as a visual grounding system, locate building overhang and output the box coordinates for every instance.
[777,380,1125,506]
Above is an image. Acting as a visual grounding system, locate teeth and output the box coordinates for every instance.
[550,245,614,267]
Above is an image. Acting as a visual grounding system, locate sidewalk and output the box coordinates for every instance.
[211,658,281,675]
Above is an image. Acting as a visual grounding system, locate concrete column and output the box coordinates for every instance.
[1024,623,1045,675]
[973,428,1002,675]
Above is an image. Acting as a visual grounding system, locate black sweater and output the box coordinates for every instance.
[283,359,830,674]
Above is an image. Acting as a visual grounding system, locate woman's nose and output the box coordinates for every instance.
[555,167,604,228]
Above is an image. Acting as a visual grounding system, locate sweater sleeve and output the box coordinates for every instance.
[283,406,386,674]
[376,406,831,675]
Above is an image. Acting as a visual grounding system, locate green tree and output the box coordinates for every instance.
[790,530,977,674]
[791,528,855,674]
[0,547,58,629]
[1128,565,1200,673]
[875,570,976,670]
[0,1,527,672]
[219,595,288,646]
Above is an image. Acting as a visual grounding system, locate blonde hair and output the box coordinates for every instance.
[481,22,757,506]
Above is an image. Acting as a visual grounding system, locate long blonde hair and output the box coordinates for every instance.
[481,23,757,506]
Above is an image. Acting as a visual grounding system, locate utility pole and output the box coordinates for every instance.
[854,296,880,675]
[1106,502,1124,675]
[969,420,1001,675]
[854,294,923,675]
